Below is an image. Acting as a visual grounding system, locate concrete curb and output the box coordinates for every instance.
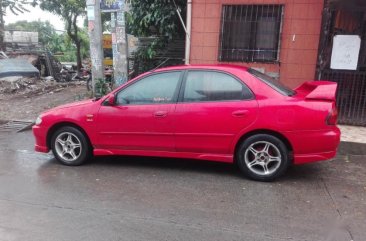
[338,141,366,156]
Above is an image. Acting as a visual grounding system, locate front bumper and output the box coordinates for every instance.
[32,125,49,153]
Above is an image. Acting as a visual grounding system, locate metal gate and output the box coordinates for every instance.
[317,0,366,126]
[322,70,366,125]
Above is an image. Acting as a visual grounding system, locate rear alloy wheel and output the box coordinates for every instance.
[236,134,290,181]
[51,126,91,166]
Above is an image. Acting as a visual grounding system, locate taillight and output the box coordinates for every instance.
[326,106,338,125]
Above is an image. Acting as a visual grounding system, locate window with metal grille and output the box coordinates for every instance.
[219,5,283,62]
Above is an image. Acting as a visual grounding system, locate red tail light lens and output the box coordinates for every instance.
[326,106,338,125]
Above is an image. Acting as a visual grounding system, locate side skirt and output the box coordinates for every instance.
[93,148,234,163]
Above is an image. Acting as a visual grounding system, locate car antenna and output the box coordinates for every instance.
[149,58,170,73]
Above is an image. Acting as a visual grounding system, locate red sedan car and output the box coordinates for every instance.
[33,65,340,181]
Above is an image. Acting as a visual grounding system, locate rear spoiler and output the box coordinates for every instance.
[295,81,337,101]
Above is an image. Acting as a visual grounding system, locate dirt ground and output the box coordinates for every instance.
[0,81,90,122]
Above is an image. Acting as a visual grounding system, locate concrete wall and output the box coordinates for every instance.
[190,0,324,88]
[4,31,39,44]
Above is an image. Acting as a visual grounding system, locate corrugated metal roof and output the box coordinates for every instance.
[0,59,39,78]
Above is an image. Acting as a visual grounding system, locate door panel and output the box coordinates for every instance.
[96,71,182,151]
[174,101,258,154]
[174,70,258,154]
[96,104,176,151]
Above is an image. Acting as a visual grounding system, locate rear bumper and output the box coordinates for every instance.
[284,127,341,165]
[32,125,49,153]
[294,151,337,165]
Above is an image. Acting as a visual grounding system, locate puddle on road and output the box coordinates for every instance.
[15,149,53,166]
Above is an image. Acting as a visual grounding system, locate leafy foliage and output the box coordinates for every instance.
[127,0,186,73]
[52,31,90,62]
[59,29,90,62]
[1,0,37,15]
[94,78,111,96]
[132,39,162,72]
[127,0,186,40]
[39,0,85,19]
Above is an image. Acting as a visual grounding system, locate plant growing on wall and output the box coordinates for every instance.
[127,0,186,40]
[126,0,186,73]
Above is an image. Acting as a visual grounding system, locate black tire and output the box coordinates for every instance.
[236,134,290,182]
[51,126,91,166]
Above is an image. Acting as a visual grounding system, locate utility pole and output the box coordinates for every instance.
[87,0,104,96]
[111,0,128,87]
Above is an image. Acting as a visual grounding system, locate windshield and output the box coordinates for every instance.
[248,68,296,96]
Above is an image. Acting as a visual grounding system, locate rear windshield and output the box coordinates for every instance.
[248,68,296,96]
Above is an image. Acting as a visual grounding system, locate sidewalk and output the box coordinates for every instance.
[339,125,366,144]
[338,125,366,156]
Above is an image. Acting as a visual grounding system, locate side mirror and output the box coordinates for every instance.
[108,94,116,106]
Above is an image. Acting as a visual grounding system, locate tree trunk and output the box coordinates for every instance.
[66,14,82,72]
[76,40,82,72]
[0,1,5,52]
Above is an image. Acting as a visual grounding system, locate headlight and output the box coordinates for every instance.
[35,116,42,125]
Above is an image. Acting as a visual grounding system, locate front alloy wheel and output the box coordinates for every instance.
[51,126,91,166]
[54,132,82,162]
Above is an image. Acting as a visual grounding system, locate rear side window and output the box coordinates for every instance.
[248,68,295,96]
[183,71,253,102]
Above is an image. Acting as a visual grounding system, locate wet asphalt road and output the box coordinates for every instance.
[0,130,365,241]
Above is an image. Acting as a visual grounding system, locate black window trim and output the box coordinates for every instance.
[248,68,295,96]
[177,69,255,104]
[111,70,185,106]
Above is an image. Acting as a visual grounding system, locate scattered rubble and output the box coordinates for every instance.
[0,76,39,94]
[0,75,87,97]
[0,80,90,121]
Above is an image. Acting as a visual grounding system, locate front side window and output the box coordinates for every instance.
[183,71,253,102]
[116,71,181,105]
[219,5,283,62]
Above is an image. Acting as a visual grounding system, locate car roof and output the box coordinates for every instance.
[152,64,249,73]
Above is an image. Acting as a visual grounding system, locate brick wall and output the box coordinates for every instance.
[190,0,323,88]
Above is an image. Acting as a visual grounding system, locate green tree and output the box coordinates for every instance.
[5,20,89,61]
[0,0,37,51]
[39,0,86,71]
[60,28,89,62]
[1,1,89,64]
